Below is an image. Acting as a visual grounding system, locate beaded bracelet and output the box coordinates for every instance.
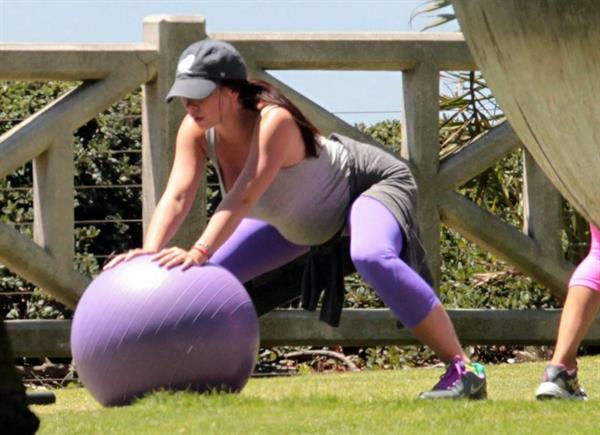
[190,245,211,258]
[191,241,213,258]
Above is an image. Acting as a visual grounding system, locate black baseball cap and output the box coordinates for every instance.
[165,39,247,103]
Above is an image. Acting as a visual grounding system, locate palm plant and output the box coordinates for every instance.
[414,0,589,262]
[410,0,456,30]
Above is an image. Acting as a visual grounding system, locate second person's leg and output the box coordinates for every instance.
[536,224,600,400]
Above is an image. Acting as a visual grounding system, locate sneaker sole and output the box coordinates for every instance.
[418,385,488,400]
[470,388,488,400]
[535,382,587,401]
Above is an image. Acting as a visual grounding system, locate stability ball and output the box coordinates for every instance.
[70,255,259,406]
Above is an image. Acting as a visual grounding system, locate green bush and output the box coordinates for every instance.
[1,81,143,319]
[0,77,589,323]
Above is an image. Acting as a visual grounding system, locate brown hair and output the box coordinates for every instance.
[220,79,320,157]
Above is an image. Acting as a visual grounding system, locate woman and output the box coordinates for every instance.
[105,39,486,399]
[536,224,600,400]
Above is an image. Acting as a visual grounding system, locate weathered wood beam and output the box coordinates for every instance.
[260,308,600,347]
[252,69,377,144]
[7,309,600,357]
[212,33,475,71]
[6,320,72,359]
[0,45,157,80]
[0,68,152,179]
[142,15,208,248]
[0,223,89,308]
[0,41,156,309]
[438,191,572,298]
[437,122,521,192]
[33,134,74,274]
[401,63,441,285]
[523,149,563,259]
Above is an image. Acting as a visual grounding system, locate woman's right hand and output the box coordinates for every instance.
[103,248,157,270]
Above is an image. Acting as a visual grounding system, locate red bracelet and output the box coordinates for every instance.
[190,245,211,258]
[194,241,212,254]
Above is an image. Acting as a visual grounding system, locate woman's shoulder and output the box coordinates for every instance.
[256,104,299,137]
[259,103,279,116]
[258,104,292,121]
[179,114,209,154]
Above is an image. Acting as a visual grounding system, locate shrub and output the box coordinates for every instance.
[1,77,588,324]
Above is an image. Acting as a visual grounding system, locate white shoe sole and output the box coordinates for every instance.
[536,382,588,401]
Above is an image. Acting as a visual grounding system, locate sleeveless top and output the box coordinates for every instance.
[205,111,434,302]
[205,124,352,246]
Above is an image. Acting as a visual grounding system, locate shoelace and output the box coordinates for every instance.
[435,358,467,390]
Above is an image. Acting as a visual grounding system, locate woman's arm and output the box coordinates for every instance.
[143,115,207,250]
[157,107,303,269]
[104,114,206,268]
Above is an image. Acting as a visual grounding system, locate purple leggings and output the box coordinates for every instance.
[211,195,440,328]
[569,224,600,292]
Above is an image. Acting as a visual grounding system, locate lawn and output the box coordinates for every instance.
[33,356,600,434]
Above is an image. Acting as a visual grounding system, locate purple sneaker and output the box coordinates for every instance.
[418,356,487,400]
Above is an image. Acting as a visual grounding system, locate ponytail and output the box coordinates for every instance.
[220,79,320,157]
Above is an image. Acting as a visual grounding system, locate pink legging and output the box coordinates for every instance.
[569,224,600,292]
[211,195,440,328]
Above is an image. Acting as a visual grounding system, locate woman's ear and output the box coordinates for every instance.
[225,88,242,109]
[222,86,238,99]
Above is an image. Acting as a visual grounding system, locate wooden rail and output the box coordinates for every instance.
[0,16,578,355]
[6,309,600,358]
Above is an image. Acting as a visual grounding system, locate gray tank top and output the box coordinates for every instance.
[205,128,352,245]
[206,121,431,285]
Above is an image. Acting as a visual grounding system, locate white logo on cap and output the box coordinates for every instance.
[177,54,195,74]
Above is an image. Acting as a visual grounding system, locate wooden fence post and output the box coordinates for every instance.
[401,63,441,286]
[142,16,207,247]
[523,149,563,261]
[33,134,74,270]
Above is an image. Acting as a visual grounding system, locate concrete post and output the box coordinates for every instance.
[401,63,441,287]
[33,134,74,274]
[523,149,563,260]
[439,190,571,298]
[142,16,207,248]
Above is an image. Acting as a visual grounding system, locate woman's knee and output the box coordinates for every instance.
[350,248,394,279]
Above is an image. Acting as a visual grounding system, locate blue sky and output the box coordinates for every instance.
[0,0,458,125]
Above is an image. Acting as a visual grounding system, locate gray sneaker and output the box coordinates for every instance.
[536,364,588,401]
[418,356,487,400]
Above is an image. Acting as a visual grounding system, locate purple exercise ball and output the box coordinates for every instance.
[70,255,259,406]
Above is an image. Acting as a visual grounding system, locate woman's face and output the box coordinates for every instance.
[181,86,237,128]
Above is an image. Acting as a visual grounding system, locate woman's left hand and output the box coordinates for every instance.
[152,246,208,270]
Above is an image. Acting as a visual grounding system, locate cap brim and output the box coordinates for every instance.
[165,78,217,103]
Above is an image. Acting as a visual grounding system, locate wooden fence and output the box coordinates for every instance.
[1,16,598,357]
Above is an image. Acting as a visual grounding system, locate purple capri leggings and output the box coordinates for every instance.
[211,195,440,328]
[568,224,600,292]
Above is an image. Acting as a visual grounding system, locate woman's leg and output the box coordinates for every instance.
[348,195,467,363]
[553,225,600,368]
[536,224,600,400]
[210,217,309,283]
[551,286,600,369]
[349,196,486,399]
[552,225,600,368]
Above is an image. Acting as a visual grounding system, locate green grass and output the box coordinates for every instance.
[34,356,600,434]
